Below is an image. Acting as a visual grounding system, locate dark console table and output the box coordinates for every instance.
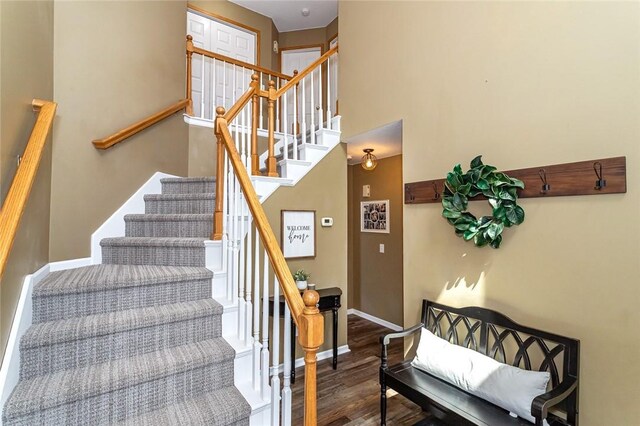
[269,286,342,383]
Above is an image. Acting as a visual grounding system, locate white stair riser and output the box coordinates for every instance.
[212,274,227,299]
[222,308,239,337]
[205,240,223,271]
[233,348,253,386]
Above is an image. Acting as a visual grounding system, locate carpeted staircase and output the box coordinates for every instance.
[2,177,251,425]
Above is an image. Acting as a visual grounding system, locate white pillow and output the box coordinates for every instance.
[411,328,550,424]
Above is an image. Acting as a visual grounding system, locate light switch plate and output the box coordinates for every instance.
[379,244,385,253]
[362,185,370,197]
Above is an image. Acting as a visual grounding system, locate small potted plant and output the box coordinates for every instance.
[293,269,310,290]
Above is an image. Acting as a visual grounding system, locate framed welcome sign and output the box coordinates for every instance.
[281,210,316,259]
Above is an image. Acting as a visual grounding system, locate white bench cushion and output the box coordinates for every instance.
[411,328,550,424]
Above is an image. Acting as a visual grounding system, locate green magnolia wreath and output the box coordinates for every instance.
[442,156,525,249]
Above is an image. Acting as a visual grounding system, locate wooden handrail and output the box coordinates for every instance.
[0,99,57,280]
[215,107,323,425]
[92,99,189,149]
[216,108,305,320]
[275,46,338,98]
[192,43,292,81]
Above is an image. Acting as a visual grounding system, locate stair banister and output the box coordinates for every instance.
[275,46,338,98]
[266,80,278,176]
[214,104,324,425]
[0,99,57,280]
[186,35,194,115]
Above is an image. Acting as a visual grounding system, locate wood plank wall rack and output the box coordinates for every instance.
[404,156,626,204]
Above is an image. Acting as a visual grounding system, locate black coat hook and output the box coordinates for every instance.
[594,162,606,190]
[539,169,550,193]
[406,186,416,202]
[433,182,440,200]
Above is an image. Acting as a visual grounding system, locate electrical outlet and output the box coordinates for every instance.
[379,244,385,253]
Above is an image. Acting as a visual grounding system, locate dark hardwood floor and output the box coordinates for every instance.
[291,314,429,425]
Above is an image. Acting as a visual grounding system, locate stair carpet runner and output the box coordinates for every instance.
[2,177,251,425]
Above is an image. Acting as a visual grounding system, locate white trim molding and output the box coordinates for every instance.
[347,309,403,332]
[0,257,91,421]
[90,171,178,264]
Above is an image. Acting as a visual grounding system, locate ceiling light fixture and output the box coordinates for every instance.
[301,8,310,17]
[361,148,378,171]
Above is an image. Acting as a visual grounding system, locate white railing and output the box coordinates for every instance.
[207,44,339,425]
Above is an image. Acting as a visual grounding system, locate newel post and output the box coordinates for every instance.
[250,73,260,175]
[266,80,278,177]
[299,289,324,426]
[186,35,194,116]
[212,106,226,240]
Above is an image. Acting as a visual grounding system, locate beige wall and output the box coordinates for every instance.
[188,125,216,177]
[277,17,339,72]
[326,18,338,44]
[49,1,189,261]
[263,145,348,353]
[0,0,54,361]
[340,2,640,424]
[349,155,403,326]
[189,0,277,70]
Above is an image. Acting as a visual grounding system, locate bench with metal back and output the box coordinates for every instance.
[379,300,580,426]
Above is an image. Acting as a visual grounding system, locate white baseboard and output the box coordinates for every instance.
[347,309,403,331]
[49,257,92,272]
[90,171,177,264]
[0,257,89,421]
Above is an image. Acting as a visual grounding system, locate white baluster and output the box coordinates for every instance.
[282,302,292,426]
[283,88,288,161]
[301,76,307,147]
[271,275,281,426]
[226,158,233,301]
[259,72,264,129]
[327,56,332,129]
[261,248,270,400]
[293,82,298,160]
[253,226,261,391]
[200,54,205,119]
[310,70,316,145]
[318,60,323,130]
[233,175,240,305]
[238,191,246,340]
[233,64,237,107]
[211,58,216,120]
[223,61,227,110]
[276,77,281,132]
[245,214,253,346]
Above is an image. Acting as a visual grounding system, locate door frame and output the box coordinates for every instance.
[279,44,325,74]
[187,3,261,66]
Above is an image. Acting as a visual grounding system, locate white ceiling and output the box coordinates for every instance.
[229,0,338,32]
[346,121,403,165]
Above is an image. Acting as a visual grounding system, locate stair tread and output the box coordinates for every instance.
[3,338,235,419]
[117,386,250,425]
[144,193,215,201]
[124,214,213,222]
[100,237,208,247]
[22,299,222,348]
[160,177,215,184]
[33,264,212,296]
[33,264,211,295]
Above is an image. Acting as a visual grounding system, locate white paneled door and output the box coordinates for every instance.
[187,10,256,119]
[281,47,321,135]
